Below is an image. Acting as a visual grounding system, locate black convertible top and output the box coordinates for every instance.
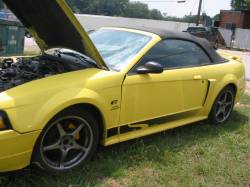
[115,26,224,63]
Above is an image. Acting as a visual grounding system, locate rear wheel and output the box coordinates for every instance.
[33,108,99,172]
[209,86,235,124]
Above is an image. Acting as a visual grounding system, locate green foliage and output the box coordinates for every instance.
[123,2,149,18]
[163,14,212,26]
[162,15,197,23]
[231,0,250,28]
[213,14,220,21]
[90,0,129,16]
[163,16,181,22]
[247,0,250,8]
[66,0,213,23]
[150,9,163,20]
[231,0,250,10]
[181,15,198,23]
[66,0,163,20]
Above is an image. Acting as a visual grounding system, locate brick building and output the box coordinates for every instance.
[220,10,250,29]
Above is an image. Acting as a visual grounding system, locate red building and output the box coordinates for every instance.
[220,10,250,29]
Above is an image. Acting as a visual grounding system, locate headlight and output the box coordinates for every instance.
[0,111,12,130]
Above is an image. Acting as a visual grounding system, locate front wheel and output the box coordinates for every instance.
[33,108,99,173]
[209,86,235,124]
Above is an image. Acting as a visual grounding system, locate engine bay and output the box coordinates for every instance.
[0,50,97,92]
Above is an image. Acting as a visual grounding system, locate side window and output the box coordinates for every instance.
[138,39,211,70]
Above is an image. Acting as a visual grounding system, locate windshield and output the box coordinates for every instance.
[90,29,151,71]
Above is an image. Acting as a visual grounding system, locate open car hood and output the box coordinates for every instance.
[3,0,108,69]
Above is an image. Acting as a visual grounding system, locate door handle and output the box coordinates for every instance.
[193,75,202,80]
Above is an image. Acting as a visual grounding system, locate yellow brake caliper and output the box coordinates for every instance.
[68,123,80,140]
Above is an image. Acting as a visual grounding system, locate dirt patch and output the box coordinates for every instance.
[105,179,125,187]
[93,177,127,187]
[236,103,250,109]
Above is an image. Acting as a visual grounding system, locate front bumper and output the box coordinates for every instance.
[0,130,41,172]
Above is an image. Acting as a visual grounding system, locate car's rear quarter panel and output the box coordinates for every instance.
[202,57,245,115]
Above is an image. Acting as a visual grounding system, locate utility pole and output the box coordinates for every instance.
[196,0,202,26]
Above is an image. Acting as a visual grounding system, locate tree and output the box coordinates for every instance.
[213,14,220,21]
[149,9,163,20]
[246,0,250,8]
[231,0,249,10]
[182,15,198,23]
[90,0,129,16]
[123,2,150,19]
[163,16,181,22]
[66,0,163,20]
[66,0,96,13]
[66,0,129,16]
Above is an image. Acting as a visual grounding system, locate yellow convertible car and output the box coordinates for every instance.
[0,0,245,172]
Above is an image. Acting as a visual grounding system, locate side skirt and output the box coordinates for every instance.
[103,115,207,146]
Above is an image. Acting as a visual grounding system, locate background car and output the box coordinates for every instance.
[184,26,226,49]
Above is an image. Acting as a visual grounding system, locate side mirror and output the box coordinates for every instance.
[136,61,163,74]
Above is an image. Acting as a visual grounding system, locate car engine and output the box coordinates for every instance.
[0,51,97,92]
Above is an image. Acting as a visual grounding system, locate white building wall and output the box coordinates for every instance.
[76,14,194,32]
[234,29,250,50]
[219,28,250,50]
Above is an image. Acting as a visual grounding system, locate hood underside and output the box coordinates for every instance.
[3,0,107,69]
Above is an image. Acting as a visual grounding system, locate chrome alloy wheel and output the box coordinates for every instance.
[214,90,234,123]
[40,116,94,170]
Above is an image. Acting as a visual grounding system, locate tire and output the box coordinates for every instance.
[32,107,99,173]
[208,86,235,124]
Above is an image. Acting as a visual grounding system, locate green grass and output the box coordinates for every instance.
[1,97,250,187]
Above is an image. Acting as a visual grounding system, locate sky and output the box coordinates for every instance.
[130,0,231,17]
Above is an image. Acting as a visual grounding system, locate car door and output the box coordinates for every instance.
[166,40,211,111]
[119,39,210,125]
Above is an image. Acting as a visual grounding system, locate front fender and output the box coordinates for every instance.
[6,88,110,133]
[34,88,110,132]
